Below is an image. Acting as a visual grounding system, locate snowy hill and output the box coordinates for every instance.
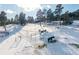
[0,21,79,55]
[0,24,50,55]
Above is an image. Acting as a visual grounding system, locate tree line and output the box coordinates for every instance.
[36,4,79,25]
[0,4,79,31]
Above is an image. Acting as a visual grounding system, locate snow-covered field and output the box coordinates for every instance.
[0,21,79,55]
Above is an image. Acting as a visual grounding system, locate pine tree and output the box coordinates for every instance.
[36,9,44,26]
[27,16,34,23]
[14,14,19,24]
[18,12,26,26]
[54,4,64,25]
[0,11,7,31]
[47,9,54,22]
[63,11,73,25]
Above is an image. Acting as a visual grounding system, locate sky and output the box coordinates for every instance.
[0,4,79,19]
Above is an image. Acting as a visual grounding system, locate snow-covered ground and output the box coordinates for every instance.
[0,24,22,43]
[0,24,50,55]
[0,21,79,55]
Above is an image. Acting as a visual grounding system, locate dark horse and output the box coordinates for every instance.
[48,36,57,43]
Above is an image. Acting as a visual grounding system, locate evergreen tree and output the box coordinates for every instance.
[18,12,26,26]
[14,14,19,24]
[62,11,73,25]
[36,9,44,21]
[47,9,54,22]
[36,9,44,26]
[27,16,34,23]
[42,8,47,22]
[11,18,14,24]
[0,11,7,31]
[73,9,79,20]
[54,4,64,25]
